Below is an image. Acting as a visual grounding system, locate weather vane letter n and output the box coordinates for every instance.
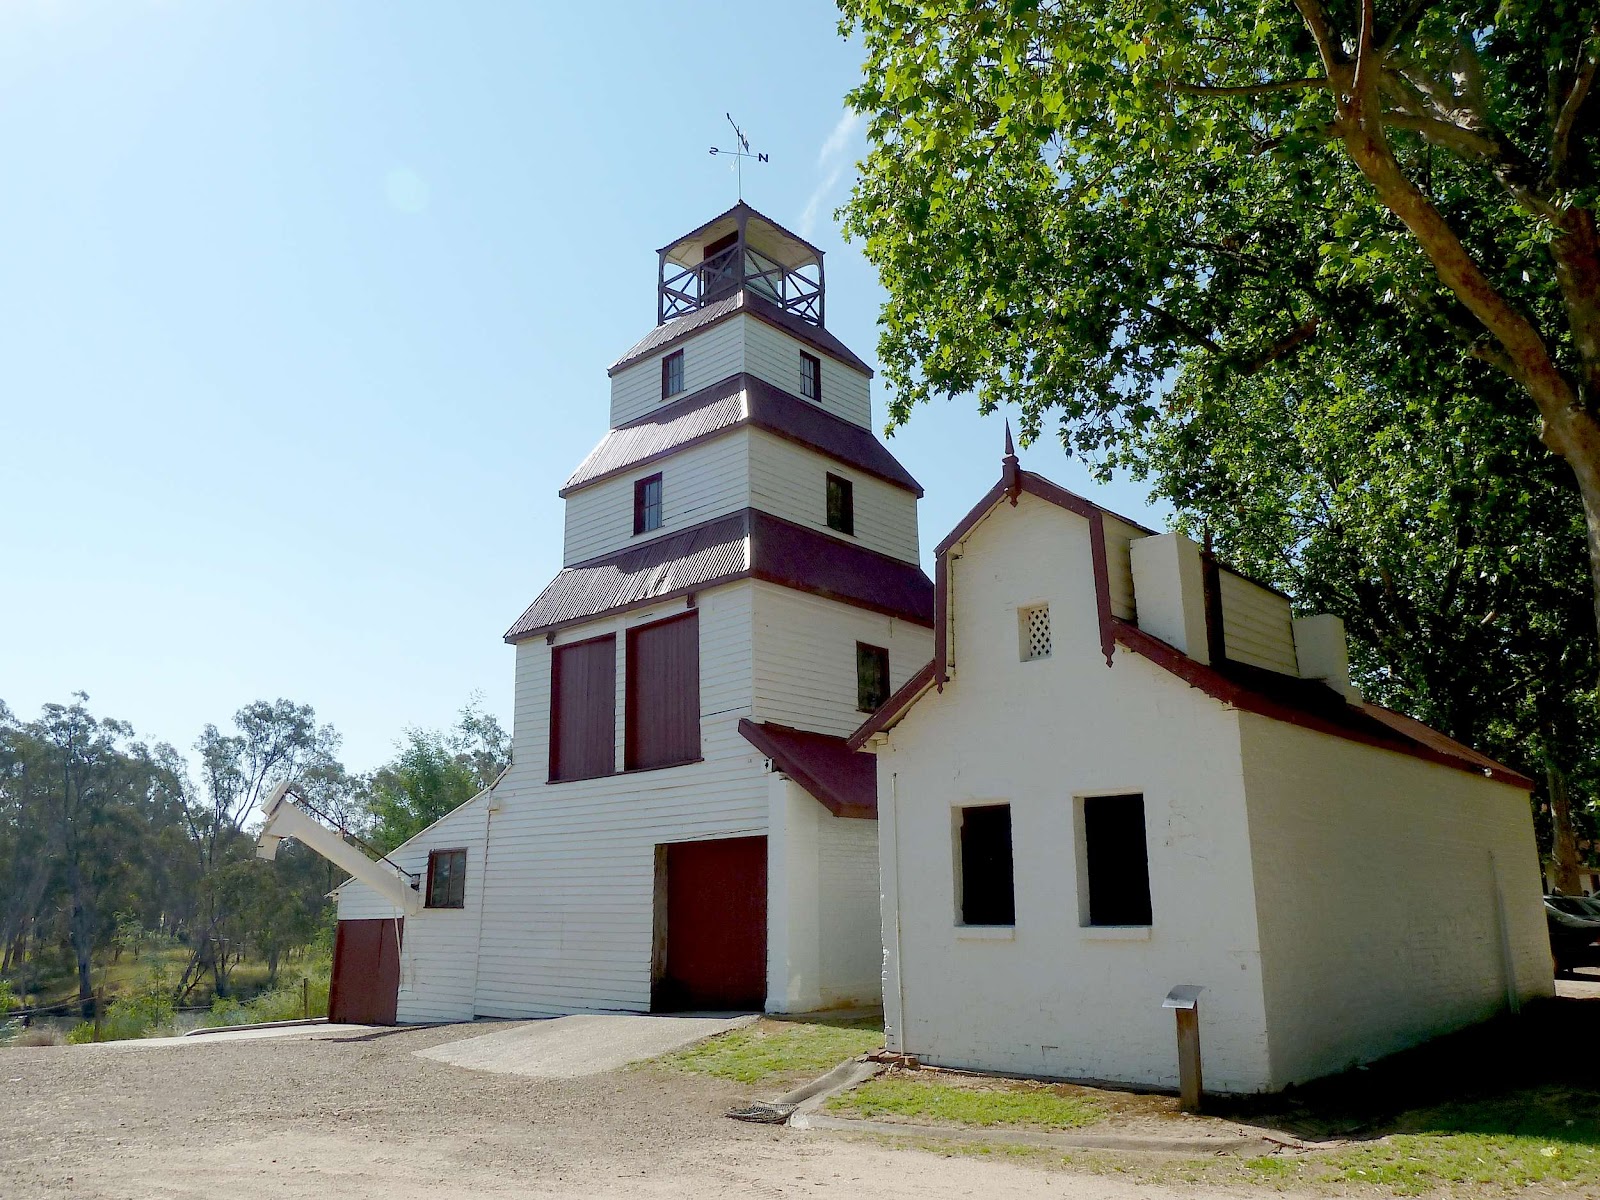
[709,112,769,202]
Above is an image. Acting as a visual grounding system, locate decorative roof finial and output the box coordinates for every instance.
[1002,419,1022,505]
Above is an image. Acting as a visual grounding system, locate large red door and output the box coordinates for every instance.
[328,918,403,1025]
[658,836,767,1011]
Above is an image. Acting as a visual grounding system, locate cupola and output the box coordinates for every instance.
[657,202,825,327]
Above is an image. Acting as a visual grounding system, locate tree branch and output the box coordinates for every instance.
[1173,77,1328,97]
[1553,25,1600,183]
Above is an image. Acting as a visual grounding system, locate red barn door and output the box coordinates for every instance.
[328,918,403,1025]
[657,836,767,1012]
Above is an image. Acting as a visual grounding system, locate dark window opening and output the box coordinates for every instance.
[959,804,1015,926]
[634,473,663,535]
[425,848,467,909]
[856,643,890,712]
[826,473,854,536]
[662,350,685,399]
[1083,794,1153,926]
[550,635,616,782]
[626,611,701,772]
[800,351,821,402]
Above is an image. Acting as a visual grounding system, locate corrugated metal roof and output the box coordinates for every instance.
[561,373,923,497]
[607,289,874,377]
[504,508,935,642]
[738,719,877,819]
[562,378,746,495]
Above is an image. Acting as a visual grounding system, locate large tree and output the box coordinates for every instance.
[839,0,1600,647]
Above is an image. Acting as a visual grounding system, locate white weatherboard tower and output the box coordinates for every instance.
[317,204,934,1023]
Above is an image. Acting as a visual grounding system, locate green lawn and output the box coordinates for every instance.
[651,1014,883,1086]
[828,1074,1105,1132]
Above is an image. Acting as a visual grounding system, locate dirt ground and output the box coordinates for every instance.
[1,1022,1297,1200]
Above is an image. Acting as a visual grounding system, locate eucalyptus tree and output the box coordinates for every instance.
[839,0,1600,649]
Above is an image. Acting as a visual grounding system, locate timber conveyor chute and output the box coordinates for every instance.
[255,782,423,915]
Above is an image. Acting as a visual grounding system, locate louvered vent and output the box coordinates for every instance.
[1020,604,1052,661]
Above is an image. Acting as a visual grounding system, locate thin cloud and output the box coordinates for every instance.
[799,110,864,238]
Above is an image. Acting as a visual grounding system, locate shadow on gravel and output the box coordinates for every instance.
[1211,991,1600,1149]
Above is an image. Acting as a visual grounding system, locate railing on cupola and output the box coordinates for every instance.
[656,203,826,328]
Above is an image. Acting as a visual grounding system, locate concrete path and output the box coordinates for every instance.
[414,1012,754,1078]
[89,1022,379,1048]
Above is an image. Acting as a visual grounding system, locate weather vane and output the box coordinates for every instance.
[710,113,768,201]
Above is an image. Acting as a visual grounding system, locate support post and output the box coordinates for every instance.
[301,977,310,1020]
[93,986,104,1043]
[1163,984,1205,1113]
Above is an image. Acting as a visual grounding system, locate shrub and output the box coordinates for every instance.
[12,1027,63,1047]
[0,980,16,1014]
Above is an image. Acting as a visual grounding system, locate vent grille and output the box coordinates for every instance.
[1021,604,1052,661]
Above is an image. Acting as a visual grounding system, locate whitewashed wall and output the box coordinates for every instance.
[1239,714,1551,1087]
[767,775,882,1012]
[747,430,919,565]
[609,314,872,431]
[333,794,490,1023]
[875,492,1275,1092]
[610,319,744,428]
[750,583,933,739]
[562,433,751,565]
[742,317,872,428]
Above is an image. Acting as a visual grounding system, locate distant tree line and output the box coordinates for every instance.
[0,692,507,1013]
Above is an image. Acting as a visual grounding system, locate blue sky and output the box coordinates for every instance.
[0,0,1168,773]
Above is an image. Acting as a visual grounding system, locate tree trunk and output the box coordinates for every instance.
[1548,762,1583,895]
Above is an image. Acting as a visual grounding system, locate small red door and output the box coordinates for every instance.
[328,918,403,1025]
[658,835,767,1011]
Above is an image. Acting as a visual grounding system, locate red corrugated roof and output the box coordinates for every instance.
[738,719,877,819]
[561,373,923,497]
[505,509,934,642]
[607,289,874,377]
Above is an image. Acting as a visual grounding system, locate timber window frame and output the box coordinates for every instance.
[825,472,854,537]
[856,642,890,713]
[425,848,468,909]
[955,803,1015,927]
[634,473,663,536]
[800,351,821,402]
[625,610,702,773]
[662,350,685,399]
[549,633,617,783]
[1076,793,1153,928]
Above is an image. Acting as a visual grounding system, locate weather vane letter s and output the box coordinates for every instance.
[709,113,769,201]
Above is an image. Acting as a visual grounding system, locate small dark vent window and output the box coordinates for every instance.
[856,642,890,712]
[634,473,663,535]
[959,804,1015,926]
[800,351,821,402]
[826,473,854,536]
[1082,794,1153,927]
[426,848,467,909]
[662,350,685,399]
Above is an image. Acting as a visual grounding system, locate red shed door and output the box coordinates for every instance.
[328,918,403,1025]
[658,836,767,1011]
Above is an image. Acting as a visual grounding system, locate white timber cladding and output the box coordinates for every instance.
[562,431,751,566]
[477,583,768,1015]
[1238,713,1550,1088]
[610,319,744,427]
[746,429,920,564]
[741,316,872,428]
[750,582,933,738]
[1218,570,1299,674]
[1100,516,1144,622]
[609,313,872,430]
[333,796,490,1023]
[875,491,1276,1092]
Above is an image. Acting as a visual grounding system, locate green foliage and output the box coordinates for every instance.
[828,1074,1105,1131]
[653,1016,883,1085]
[202,957,330,1028]
[0,980,15,1014]
[365,700,510,854]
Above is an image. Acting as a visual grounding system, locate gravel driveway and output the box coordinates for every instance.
[2,1021,1306,1199]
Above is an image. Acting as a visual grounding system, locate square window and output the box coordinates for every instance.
[1080,794,1152,927]
[826,473,854,536]
[800,351,821,402]
[634,473,663,535]
[856,642,889,712]
[661,350,685,399]
[1020,604,1051,661]
[957,804,1014,926]
[425,848,467,909]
